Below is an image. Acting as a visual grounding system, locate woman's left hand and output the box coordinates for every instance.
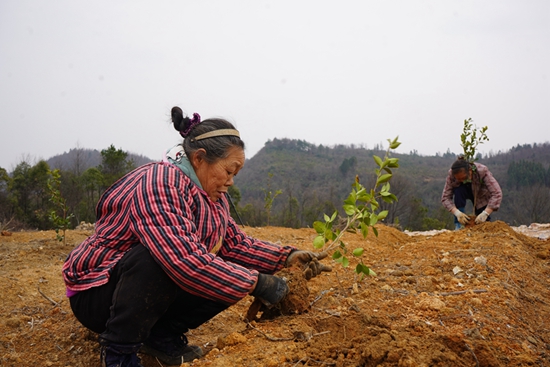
[286,250,332,279]
[475,210,490,224]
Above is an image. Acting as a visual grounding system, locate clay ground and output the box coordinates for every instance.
[1,222,550,367]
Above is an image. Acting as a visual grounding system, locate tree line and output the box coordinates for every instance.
[1,140,549,232]
[0,145,136,231]
[231,139,550,230]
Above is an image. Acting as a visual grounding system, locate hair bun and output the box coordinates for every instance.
[180,113,202,138]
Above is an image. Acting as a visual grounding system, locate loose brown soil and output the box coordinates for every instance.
[1,221,550,366]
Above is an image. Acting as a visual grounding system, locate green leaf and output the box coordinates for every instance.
[376,173,392,186]
[378,210,388,220]
[364,265,377,277]
[360,222,369,238]
[313,235,325,249]
[369,213,378,226]
[325,229,336,240]
[389,141,401,149]
[370,200,379,210]
[372,226,379,237]
[352,247,364,257]
[312,221,325,234]
[342,256,349,268]
[330,211,338,222]
[387,158,399,168]
[356,191,371,203]
[323,213,331,222]
[343,204,355,216]
[373,155,383,167]
[381,194,398,203]
[343,196,355,205]
[332,250,342,259]
[389,136,401,149]
[355,263,376,277]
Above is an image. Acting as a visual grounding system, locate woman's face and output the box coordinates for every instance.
[193,146,245,202]
[453,168,472,183]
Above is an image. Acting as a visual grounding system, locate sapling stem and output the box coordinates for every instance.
[312,137,401,277]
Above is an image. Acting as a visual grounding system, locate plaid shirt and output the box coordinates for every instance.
[441,162,503,212]
[62,162,294,305]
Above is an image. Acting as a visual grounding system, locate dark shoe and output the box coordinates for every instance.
[100,342,143,367]
[141,334,203,364]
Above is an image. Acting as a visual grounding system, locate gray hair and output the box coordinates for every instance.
[171,106,245,164]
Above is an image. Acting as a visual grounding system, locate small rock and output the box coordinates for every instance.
[216,332,247,349]
[470,298,483,306]
[474,256,487,266]
[418,295,446,311]
[6,318,21,328]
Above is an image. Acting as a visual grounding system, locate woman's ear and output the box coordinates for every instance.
[190,148,207,167]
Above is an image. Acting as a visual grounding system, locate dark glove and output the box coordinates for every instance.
[251,273,289,307]
[286,250,332,280]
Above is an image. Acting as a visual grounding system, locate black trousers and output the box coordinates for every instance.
[69,244,229,344]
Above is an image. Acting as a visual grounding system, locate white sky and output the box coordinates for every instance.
[1,0,549,171]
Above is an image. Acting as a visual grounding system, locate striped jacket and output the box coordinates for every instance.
[62,162,295,305]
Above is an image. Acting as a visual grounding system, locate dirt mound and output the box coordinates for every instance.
[1,223,549,366]
[470,220,533,242]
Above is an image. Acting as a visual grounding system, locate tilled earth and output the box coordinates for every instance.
[1,221,549,367]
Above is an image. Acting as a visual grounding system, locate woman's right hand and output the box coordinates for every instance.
[251,273,289,306]
[453,209,470,225]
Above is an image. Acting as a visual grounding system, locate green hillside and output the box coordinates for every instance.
[2,140,548,232]
[233,139,550,230]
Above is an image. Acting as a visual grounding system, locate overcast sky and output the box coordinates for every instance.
[1,0,548,171]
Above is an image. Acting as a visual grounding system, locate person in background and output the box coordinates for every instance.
[441,156,503,230]
[62,106,331,367]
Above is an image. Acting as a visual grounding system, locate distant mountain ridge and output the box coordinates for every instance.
[46,148,154,173]
[233,138,550,227]
[42,139,550,227]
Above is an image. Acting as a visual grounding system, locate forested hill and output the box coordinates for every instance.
[233,139,550,229]
[46,148,153,173]
[2,140,548,232]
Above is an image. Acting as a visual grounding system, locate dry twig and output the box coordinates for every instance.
[246,322,293,341]
[293,357,336,366]
[37,285,59,306]
[439,289,487,296]
[310,290,329,307]
[465,343,480,367]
